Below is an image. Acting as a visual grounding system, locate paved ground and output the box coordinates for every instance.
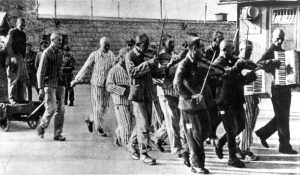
[1,84,300,175]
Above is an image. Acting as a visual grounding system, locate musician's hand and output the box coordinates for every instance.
[245,71,257,82]
[147,58,159,69]
[39,89,45,101]
[234,59,248,71]
[272,59,281,69]
[244,60,257,70]
[212,65,225,75]
[124,87,130,97]
[70,80,78,87]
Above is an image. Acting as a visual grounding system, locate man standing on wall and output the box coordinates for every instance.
[5,18,28,104]
[36,32,66,141]
[71,37,115,137]
[255,29,297,154]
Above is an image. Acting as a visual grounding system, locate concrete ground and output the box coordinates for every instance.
[1,84,300,175]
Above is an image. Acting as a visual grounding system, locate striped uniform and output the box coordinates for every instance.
[74,49,115,130]
[239,95,259,152]
[106,63,132,145]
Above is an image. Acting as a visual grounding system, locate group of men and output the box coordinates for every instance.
[3,17,298,174]
[3,18,76,141]
[68,27,297,174]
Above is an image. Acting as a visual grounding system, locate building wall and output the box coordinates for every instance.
[1,0,236,83]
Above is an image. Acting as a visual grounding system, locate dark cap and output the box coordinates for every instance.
[125,38,135,45]
[40,40,49,46]
[64,46,70,51]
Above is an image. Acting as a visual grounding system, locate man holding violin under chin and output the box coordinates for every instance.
[125,33,167,165]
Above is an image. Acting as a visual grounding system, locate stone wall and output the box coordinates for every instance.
[1,0,236,83]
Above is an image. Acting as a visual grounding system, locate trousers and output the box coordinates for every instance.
[217,103,246,159]
[89,85,110,130]
[39,86,65,137]
[114,105,132,145]
[129,101,152,154]
[256,85,292,149]
[239,95,259,152]
[181,109,210,168]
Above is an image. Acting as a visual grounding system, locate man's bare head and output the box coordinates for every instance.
[100,37,111,52]
[220,40,234,58]
[272,28,285,47]
[16,18,26,31]
[50,32,63,48]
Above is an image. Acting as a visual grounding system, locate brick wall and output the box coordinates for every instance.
[1,0,236,83]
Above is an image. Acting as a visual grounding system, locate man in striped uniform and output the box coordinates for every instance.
[106,48,132,147]
[153,35,185,157]
[71,37,115,137]
[237,40,260,161]
[125,33,163,165]
[36,32,66,141]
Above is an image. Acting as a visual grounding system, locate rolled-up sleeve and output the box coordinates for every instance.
[106,68,126,96]
[74,52,95,82]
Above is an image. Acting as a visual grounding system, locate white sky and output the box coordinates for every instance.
[38,0,237,21]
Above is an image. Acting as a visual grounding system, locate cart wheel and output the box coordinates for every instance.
[27,118,40,129]
[0,118,10,132]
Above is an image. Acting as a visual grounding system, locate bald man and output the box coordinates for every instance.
[71,37,116,137]
[255,29,297,154]
[36,32,66,141]
[213,40,257,168]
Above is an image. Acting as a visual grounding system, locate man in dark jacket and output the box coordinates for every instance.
[173,36,223,174]
[255,29,297,154]
[62,46,75,106]
[25,42,37,101]
[213,40,257,168]
[5,18,28,104]
[125,33,163,165]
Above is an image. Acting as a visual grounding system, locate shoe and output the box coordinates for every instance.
[279,148,298,154]
[65,101,68,105]
[113,137,121,147]
[191,167,210,174]
[245,152,259,161]
[237,152,246,160]
[85,119,93,133]
[96,128,107,137]
[154,141,165,152]
[140,153,156,165]
[214,144,223,159]
[172,151,182,158]
[130,151,140,160]
[54,135,66,141]
[37,126,45,138]
[255,131,269,148]
[68,101,74,106]
[182,152,191,167]
[228,158,245,168]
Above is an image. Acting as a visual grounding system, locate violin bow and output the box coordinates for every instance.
[157,15,167,57]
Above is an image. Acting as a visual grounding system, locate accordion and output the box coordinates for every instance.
[244,69,272,97]
[274,50,300,85]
